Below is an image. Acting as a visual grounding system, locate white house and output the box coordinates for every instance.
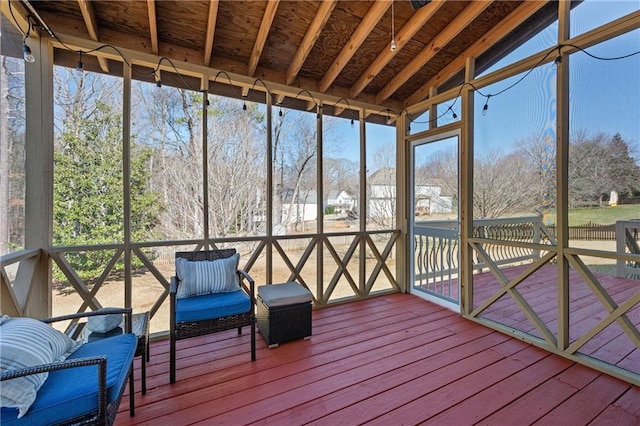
[326,190,357,214]
[368,168,453,219]
[281,189,318,225]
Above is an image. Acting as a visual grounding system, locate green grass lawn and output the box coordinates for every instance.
[566,204,640,225]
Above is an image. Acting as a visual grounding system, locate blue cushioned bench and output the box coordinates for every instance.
[1,309,138,426]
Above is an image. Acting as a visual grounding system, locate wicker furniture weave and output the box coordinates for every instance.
[0,308,136,425]
[257,283,312,348]
[169,249,256,383]
[81,311,150,394]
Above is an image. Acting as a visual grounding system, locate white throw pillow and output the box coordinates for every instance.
[0,317,80,418]
[176,253,240,299]
[87,312,123,334]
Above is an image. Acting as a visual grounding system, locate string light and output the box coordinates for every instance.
[22,43,35,63]
[390,0,396,52]
[553,46,562,69]
[481,95,490,116]
[326,97,358,127]
[6,1,639,129]
[76,51,84,72]
[22,17,35,63]
[554,55,562,68]
[242,96,247,111]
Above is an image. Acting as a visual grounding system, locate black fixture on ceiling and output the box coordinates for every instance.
[410,0,431,10]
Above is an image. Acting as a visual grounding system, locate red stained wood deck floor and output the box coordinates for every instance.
[116,293,639,425]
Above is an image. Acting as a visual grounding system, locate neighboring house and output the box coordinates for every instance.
[326,190,357,213]
[414,184,453,215]
[282,189,318,225]
[368,168,452,219]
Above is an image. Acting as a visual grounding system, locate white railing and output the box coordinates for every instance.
[413,216,555,302]
[616,219,640,278]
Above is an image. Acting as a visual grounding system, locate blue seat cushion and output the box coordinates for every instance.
[1,333,137,426]
[176,290,250,323]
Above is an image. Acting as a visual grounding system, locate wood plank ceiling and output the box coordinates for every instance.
[14,0,557,121]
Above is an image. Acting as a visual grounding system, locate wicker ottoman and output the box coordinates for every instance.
[257,282,312,348]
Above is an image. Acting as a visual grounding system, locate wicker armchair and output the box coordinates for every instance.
[0,308,136,426]
[169,249,256,383]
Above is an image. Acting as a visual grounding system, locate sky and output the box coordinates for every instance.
[331,1,640,163]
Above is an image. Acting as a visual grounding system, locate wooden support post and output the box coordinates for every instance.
[266,89,273,283]
[359,110,367,295]
[316,104,324,299]
[123,63,132,310]
[202,76,210,247]
[460,57,475,316]
[24,36,54,318]
[556,0,571,352]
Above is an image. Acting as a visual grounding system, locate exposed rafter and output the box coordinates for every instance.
[288,0,336,86]
[248,0,280,77]
[318,0,390,93]
[1,1,30,34]
[376,0,492,104]
[405,0,549,107]
[276,0,337,105]
[349,0,444,99]
[8,0,558,119]
[77,0,109,72]
[203,0,219,67]
[147,0,158,55]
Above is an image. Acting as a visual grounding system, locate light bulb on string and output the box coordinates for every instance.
[481,100,489,116]
[242,96,247,111]
[350,118,355,128]
[553,46,563,70]
[390,0,396,52]
[22,19,36,63]
[76,51,84,73]
[22,42,35,63]
[553,55,562,69]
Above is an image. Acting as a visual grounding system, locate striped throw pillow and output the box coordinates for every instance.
[0,317,80,418]
[176,253,241,299]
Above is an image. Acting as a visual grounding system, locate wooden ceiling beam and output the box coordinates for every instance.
[1,1,30,36]
[318,0,390,93]
[203,0,219,67]
[349,0,444,99]
[147,0,159,55]
[405,0,549,107]
[287,0,337,86]
[77,0,109,72]
[375,0,492,104]
[248,0,280,77]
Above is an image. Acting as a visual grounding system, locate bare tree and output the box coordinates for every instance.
[0,56,26,254]
[367,144,397,229]
[473,150,537,218]
[133,85,204,239]
[283,114,318,231]
[517,133,556,215]
[207,98,265,237]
